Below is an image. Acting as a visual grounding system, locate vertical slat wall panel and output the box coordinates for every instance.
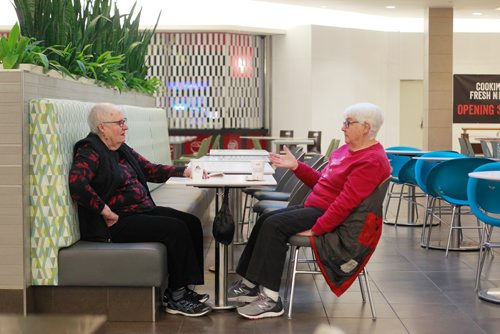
[147,33,264,130]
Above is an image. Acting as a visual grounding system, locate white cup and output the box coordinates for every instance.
[191,159,204,181]
[251,160,264,180]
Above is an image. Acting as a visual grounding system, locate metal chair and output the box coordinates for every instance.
[426,157,493,255]
[467,162,500,298]
[284,179,390,320]
[285,235,375,320]
[306,130,322,155]
[278,130,294,152]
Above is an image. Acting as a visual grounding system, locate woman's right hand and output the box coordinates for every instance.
[101,204,119,227]
[269,145,299,170]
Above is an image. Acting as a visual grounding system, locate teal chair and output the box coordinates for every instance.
[426,157,493,255]
[415,151,466,245]
[467,162,500,296]
[383,146,421,225]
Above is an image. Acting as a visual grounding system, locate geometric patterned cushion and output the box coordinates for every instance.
[29,98,171,285]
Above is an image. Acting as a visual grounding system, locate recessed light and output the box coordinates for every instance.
[472,12,482,16]
[495,7,500,11]
[386,5,396,9]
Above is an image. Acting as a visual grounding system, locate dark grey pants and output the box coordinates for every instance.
[236,205,324,291]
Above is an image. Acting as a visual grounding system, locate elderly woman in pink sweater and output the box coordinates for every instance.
[229,102,391,320]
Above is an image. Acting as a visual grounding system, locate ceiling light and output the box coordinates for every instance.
[495,7,500,11]
[472,12,483,16]
[386,5,396,9]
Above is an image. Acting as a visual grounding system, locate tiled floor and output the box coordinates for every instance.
[100,190,500,334]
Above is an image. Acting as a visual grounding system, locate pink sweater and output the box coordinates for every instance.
[294,143,390,236]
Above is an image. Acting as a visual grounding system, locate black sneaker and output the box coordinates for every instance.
[185,288,210,303]
[165,295,211,317]
[162,288,209,306]
[227,279,260,303]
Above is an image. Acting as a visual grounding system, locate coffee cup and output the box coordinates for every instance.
[190,159,204,181]
[250,160,264,180]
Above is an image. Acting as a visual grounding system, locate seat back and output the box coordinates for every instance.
[251,138,262,149]
[278,130,294,152]
[307,131,322,154]
[324,138,341,157]
[458,137,475,157]
[427,157,493,205]
[480,141,493,158]
[211,134,221,149]
[414,151,466,195]
[386,146,420,183]
[196,136,212,157]
[467,162,500,227]
[280,130,294,138]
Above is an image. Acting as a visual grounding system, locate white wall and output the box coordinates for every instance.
[272,25,425,151]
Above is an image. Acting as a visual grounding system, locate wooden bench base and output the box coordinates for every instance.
[29,286,160,322]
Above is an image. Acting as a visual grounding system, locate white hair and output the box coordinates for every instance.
[87,103,122,134]
[344,102,383,139]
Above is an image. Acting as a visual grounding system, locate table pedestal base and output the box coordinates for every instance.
[422,240,479,251]
[384,219,423,227]
[478,288,500,303]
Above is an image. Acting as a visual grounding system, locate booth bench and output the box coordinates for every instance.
[29,99,213,321]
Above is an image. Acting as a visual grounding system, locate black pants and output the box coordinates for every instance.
[236,205,324,292]
[110,206,204,290]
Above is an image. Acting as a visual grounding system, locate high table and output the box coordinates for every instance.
[166,174,277,310]
[468,170,500,304]
[384,150,428,227]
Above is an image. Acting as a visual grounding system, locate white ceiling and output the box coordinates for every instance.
[257,0,500,19]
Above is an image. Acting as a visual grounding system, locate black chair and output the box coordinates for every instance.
[306,130,322,155]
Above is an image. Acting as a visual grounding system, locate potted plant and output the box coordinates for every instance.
[0,23,48,70]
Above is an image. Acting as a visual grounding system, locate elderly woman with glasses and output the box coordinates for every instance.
[68,103,211,317]
[229,102,391,320]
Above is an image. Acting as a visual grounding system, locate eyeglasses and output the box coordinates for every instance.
[102,118,127,127]
[342,119,360,128]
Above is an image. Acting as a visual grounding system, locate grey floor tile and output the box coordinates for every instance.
[401,315,484,334]
[328,318,409,334]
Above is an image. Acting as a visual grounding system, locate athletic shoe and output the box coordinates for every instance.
[162,288,209,306]
[185,288,210,303]
[237,292,284,320]
[165,294,211,317]
[227,279,260,303]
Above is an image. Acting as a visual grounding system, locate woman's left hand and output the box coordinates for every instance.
[296,229,314,236]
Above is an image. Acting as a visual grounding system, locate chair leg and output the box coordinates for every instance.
[426,197,438,248]
[287,246,300,319]
[360,268,376,320]
[284,245,297,305]
[445,205,458,257]
[475,226,487,291]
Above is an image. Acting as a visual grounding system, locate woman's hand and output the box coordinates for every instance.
[269,145,299,170]
[101,205,119,227]
[184,166,209,179]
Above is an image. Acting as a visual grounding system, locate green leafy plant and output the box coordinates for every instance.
[12,0,161,94]
[0,22,48,69]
